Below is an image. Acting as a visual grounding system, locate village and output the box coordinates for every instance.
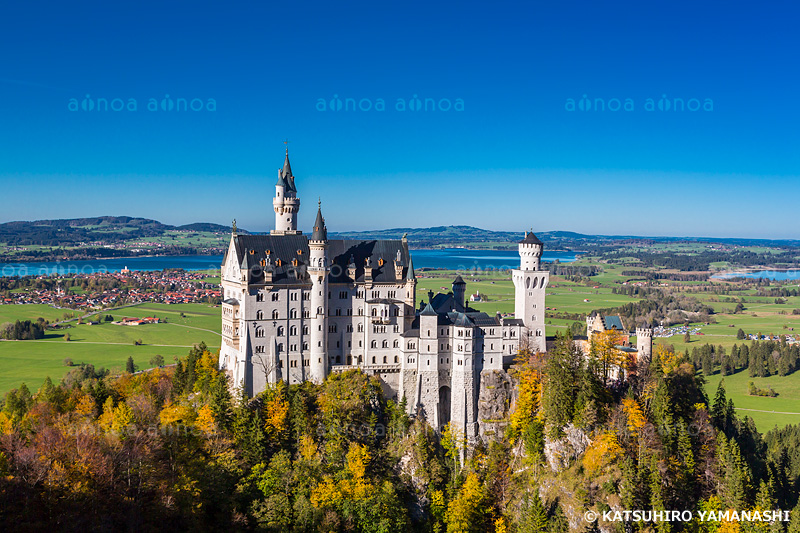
[0,268,221,311]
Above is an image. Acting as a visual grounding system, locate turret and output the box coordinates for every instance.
[452,275,466,311]
[308,202,329,383]
[518,230,543,271]
[272,147,301,235]
[635,327,653,362]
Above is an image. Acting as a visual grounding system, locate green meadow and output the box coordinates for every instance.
[704,371,800,432]
[0,303,221,395]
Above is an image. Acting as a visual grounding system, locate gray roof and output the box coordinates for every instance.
[519,231,543,245]
[453,275,466,285]
[603,315,625,331]
[311,207,327,241]
[276,150,296,192]
[420,302,438,316]
[229,234,413,285]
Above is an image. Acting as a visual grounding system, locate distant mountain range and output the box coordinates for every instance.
[1,218,798,250]
[0,216,242,247]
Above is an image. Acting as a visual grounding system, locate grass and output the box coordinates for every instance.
[704,370,800,432]
[0,303,221,395]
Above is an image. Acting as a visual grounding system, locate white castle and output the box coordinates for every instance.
[219,149,641,438]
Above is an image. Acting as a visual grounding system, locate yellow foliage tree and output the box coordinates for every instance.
[264,393,289,441]
[0,412,12,435]
[193,350,220,394]
[298,433,318,462]
[75,395,96,419]
[622,398,646,438]
[583,431,623,475]
[98,396,115,431]
[509,356,542,444]
[590,329,628,382]
[111,403,134,437]
[310,443,374,508]
[195,404,216,435]
[160,402,195,427]
[445,472,487,533]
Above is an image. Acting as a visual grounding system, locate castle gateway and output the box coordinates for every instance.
[220,150,570,439]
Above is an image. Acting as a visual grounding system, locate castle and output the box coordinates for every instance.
[219,149,650,439]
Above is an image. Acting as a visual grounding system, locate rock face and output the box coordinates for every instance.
[477,370,514,440]
[543,423,590,472]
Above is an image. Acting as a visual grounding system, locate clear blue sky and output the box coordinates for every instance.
[1,0,798,238]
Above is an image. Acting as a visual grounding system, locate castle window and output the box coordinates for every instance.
[303,342,308,350]
[372,356,376,364]
[317,306,323,315]
[388,290,396,298]
[371,340,377,348]
[358,307,363,316]
[277,326,284,336]
[346,324,353,333]
[272,310,279,319]
[277,343,284,352]
[276,259,282,267]
[357,323,363,333]
[255,328,264,338]
[335,308,342,316]
[383,356,387,363]
[328,291,331,299]
[371,308,377,316]
[536,329,543,337]
[336,356,341,363]
[348,341,351,347]
[382,340,388,348]
[339,291,347,299]
[291,344,297,351]
[291,292,298,301]
[255,345,264,353]
[256,293,264,302]
[359,341,362,347]
[347,308,353,316]
[304,310,310,318]
[256,310,263,320]
[347,355,352,365]
[303,326,309,335]
[290,309,297,319]
[393,340,399,348]
[378,258,384,267]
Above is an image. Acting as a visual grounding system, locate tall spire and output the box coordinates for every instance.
[311,200,327,241]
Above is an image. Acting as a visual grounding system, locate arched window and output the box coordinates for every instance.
[532,277,538,289]
[277,326,284,336]
[290,309,297,319]
[382,340,388,348]
[371,308,377,316]
[536,329,543,337]
[357,323,363,332]
[371,340,377,348]
[383,356,387,363]
[372,356,376,364]
[290,326,297,336]
[272,310,279,319]
[393,340,399,348]
[255,327,264,338]
[277,343,283,352]
[303,325,309,334]
[256,310,263,320]
[525,277,530,289]
[394,355,399,363]
[317,306,323,315]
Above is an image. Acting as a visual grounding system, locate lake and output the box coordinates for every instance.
[0,248,578,277]
[712,270,800,281]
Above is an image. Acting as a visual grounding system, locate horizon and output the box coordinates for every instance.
[2,0,799,238]
[2,214,799,243]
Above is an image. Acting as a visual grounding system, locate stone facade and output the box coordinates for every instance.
[219,150,554,438]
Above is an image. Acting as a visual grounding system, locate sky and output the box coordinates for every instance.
[0,0,798,239]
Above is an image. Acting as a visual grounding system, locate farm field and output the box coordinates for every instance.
[0,302,221,395]
[705,371,800,432]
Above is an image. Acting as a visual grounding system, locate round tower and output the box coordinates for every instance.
[518,230,543,271]
[635,327,653,362]
[272,148,301,235]
[308,203,328,383]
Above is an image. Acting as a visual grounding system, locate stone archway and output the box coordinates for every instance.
[438,385,451,430]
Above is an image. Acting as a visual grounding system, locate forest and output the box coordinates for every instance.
[1,335,799,532]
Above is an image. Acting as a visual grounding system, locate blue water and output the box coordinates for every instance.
[712,270,800,281]
[0,248,578,277]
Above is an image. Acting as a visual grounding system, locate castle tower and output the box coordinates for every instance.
[512,231,549,353]
[417,302,441,428]
[452,275,466,311]
[635,326,653,362]
[308,203,329,383]
[450,317,478,442]
[272,148,301,235]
